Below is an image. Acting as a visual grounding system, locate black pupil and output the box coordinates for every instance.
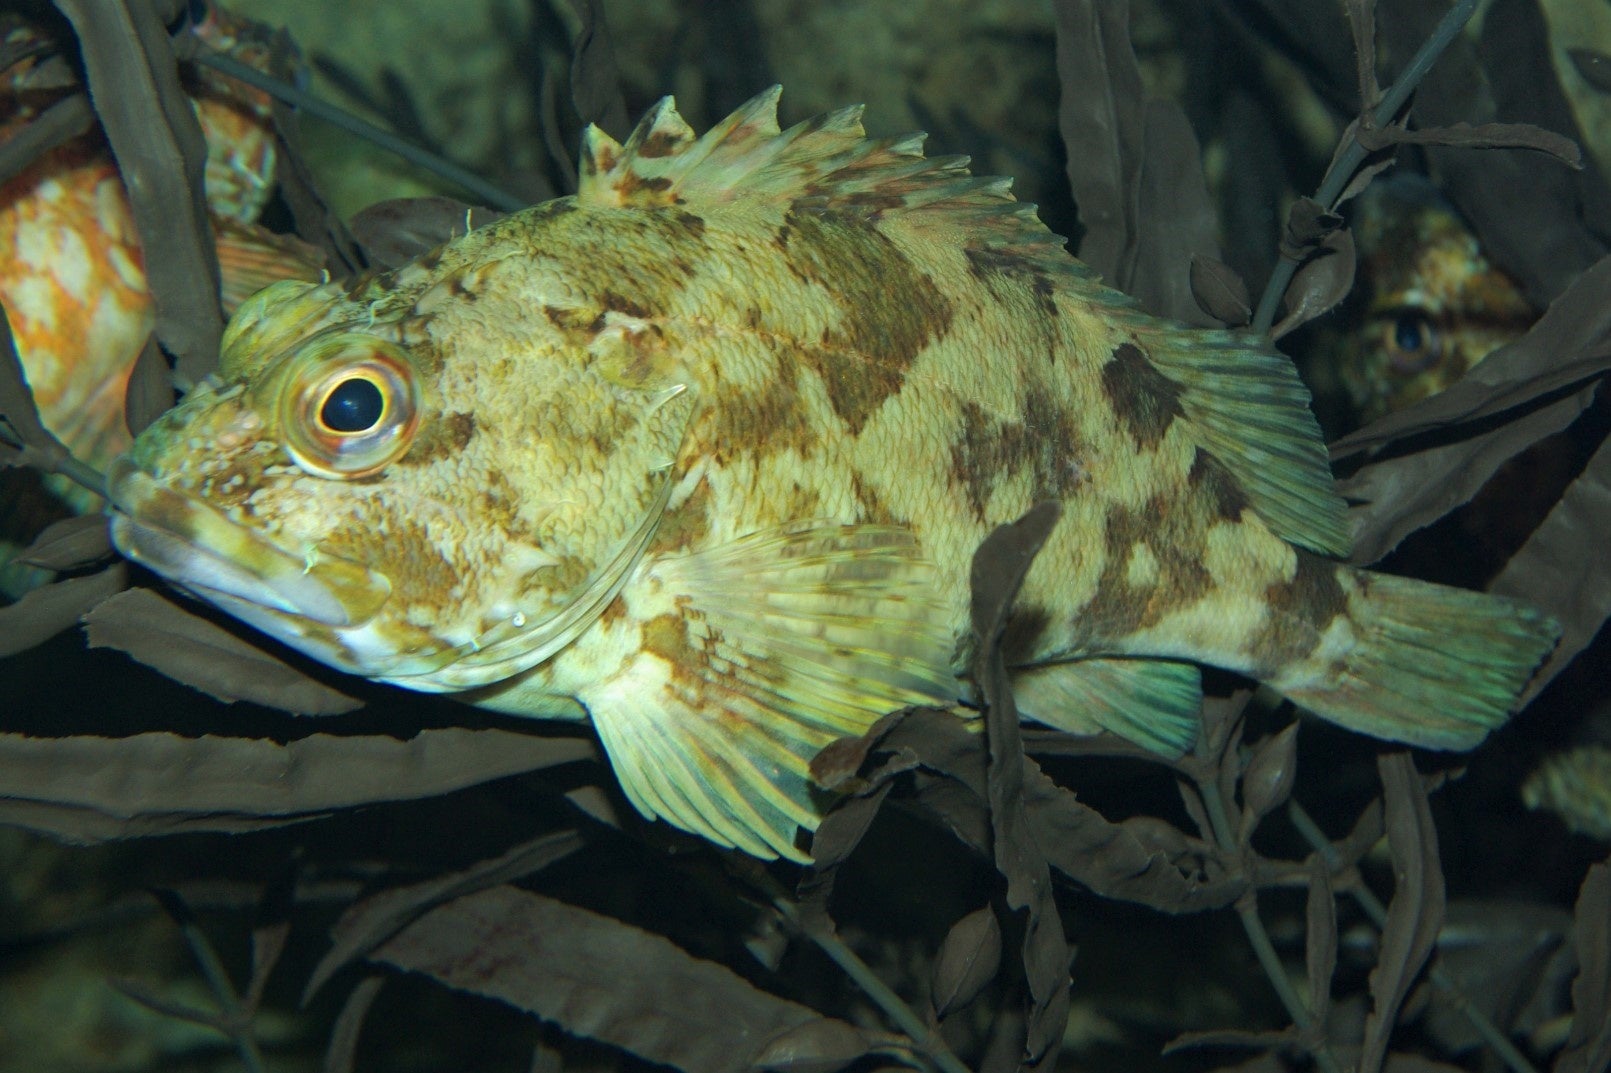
[1393,313,1427,354]
[321,378,385,433]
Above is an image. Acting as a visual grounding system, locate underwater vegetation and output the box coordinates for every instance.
[0,0,1609,1072]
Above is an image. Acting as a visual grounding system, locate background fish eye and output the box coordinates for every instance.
[1383,310,1442,374]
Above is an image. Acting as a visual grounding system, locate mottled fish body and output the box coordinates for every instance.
[109,90,1557,860]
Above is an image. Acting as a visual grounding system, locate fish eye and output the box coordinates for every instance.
[281,334,420,479]
[1383,311,1442,374]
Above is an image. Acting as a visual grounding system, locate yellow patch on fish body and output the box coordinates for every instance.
[111,89,1557,861]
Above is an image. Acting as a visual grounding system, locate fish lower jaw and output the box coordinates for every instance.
[106,458,392,628]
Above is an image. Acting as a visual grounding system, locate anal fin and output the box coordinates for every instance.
[579,523,960,861]
[1012,657,1201,757]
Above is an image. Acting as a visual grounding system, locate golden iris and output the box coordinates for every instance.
[280,334,420,478]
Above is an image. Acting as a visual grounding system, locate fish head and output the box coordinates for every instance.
[1342,178,1534,421]
[109,245,695,700]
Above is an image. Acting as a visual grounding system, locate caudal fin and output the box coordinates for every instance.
[1271,571,1559,750]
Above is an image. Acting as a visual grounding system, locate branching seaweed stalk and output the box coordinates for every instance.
[188,47,527,213]
[1287,800,1543,1073]
[117,891,269,1073]
[1196,778,1344,1073]
[768,894,972,1073]
[0,423,108,498]
[1252,0,1478,334]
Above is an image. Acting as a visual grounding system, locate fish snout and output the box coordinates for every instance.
[106,456,391,628]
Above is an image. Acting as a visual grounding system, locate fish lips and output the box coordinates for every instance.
[106,457,391,628]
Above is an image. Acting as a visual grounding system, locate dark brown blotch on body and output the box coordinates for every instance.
[851,471,895,524]
[651,476,714,554]
[1187,448,1247,522]
[531,201,710,321]
[601,290,654,319]
[1079,500,1210,643]
[1102,342,1184,448]
[964,246,1059,322]
[544,304,604,337]
[702,357,820,463]
[951,397,1086,518]
[394,410,476,467]
[1253,552,1349,670]
[781,210,954,433]
[1266,552,1347,633]
[660,207,706,241]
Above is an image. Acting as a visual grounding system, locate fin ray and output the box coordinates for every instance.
[1013,658,1201,757]
[1271,570,1559,749]
[1141,328,1351,556]
[580,522,960,860]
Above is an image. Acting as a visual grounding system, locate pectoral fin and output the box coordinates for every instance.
[579,523,960,860]
[1012,657,1201,757]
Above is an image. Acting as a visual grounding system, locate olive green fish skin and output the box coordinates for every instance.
[109,89,1557,861]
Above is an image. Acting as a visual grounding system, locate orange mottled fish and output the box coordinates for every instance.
[0,5,324,591]
[109,90,1558,860]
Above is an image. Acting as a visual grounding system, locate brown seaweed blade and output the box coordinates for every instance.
[55,0,224,385]
[83,588,362,715]
[971,504,1072,1072]
[372,885,879,1073]
[1052,0,1220,324]
[1360,753,1447,1073]
[1558,859,1611,1073]
[1490,434,1611,703]
[0,727,595,843]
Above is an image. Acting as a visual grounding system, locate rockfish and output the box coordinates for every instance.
[108,90,1557,860]
[1337,177,1535,425]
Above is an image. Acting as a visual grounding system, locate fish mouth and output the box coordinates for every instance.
[106,457,391,628]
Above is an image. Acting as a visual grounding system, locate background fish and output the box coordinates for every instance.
[0,7,324,593]
[107,90,1558,861]
[1304,175,1536,433]
[1522,744,1611,841]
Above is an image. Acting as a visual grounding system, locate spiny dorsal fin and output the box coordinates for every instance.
[577,86,1021,223]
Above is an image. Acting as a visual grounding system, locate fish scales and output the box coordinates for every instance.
[109,88,1558,860]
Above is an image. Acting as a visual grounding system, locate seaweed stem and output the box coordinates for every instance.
[153,890,268,1073]
[769,894,973,1073]
[1252,0,1478,335]
[1200,780,1345,1073]
[190,48,528,213]
[1287,801,1543,1073]
[0,423,109,498]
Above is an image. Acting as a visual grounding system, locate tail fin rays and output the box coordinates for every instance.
[1271,570,1559,750]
